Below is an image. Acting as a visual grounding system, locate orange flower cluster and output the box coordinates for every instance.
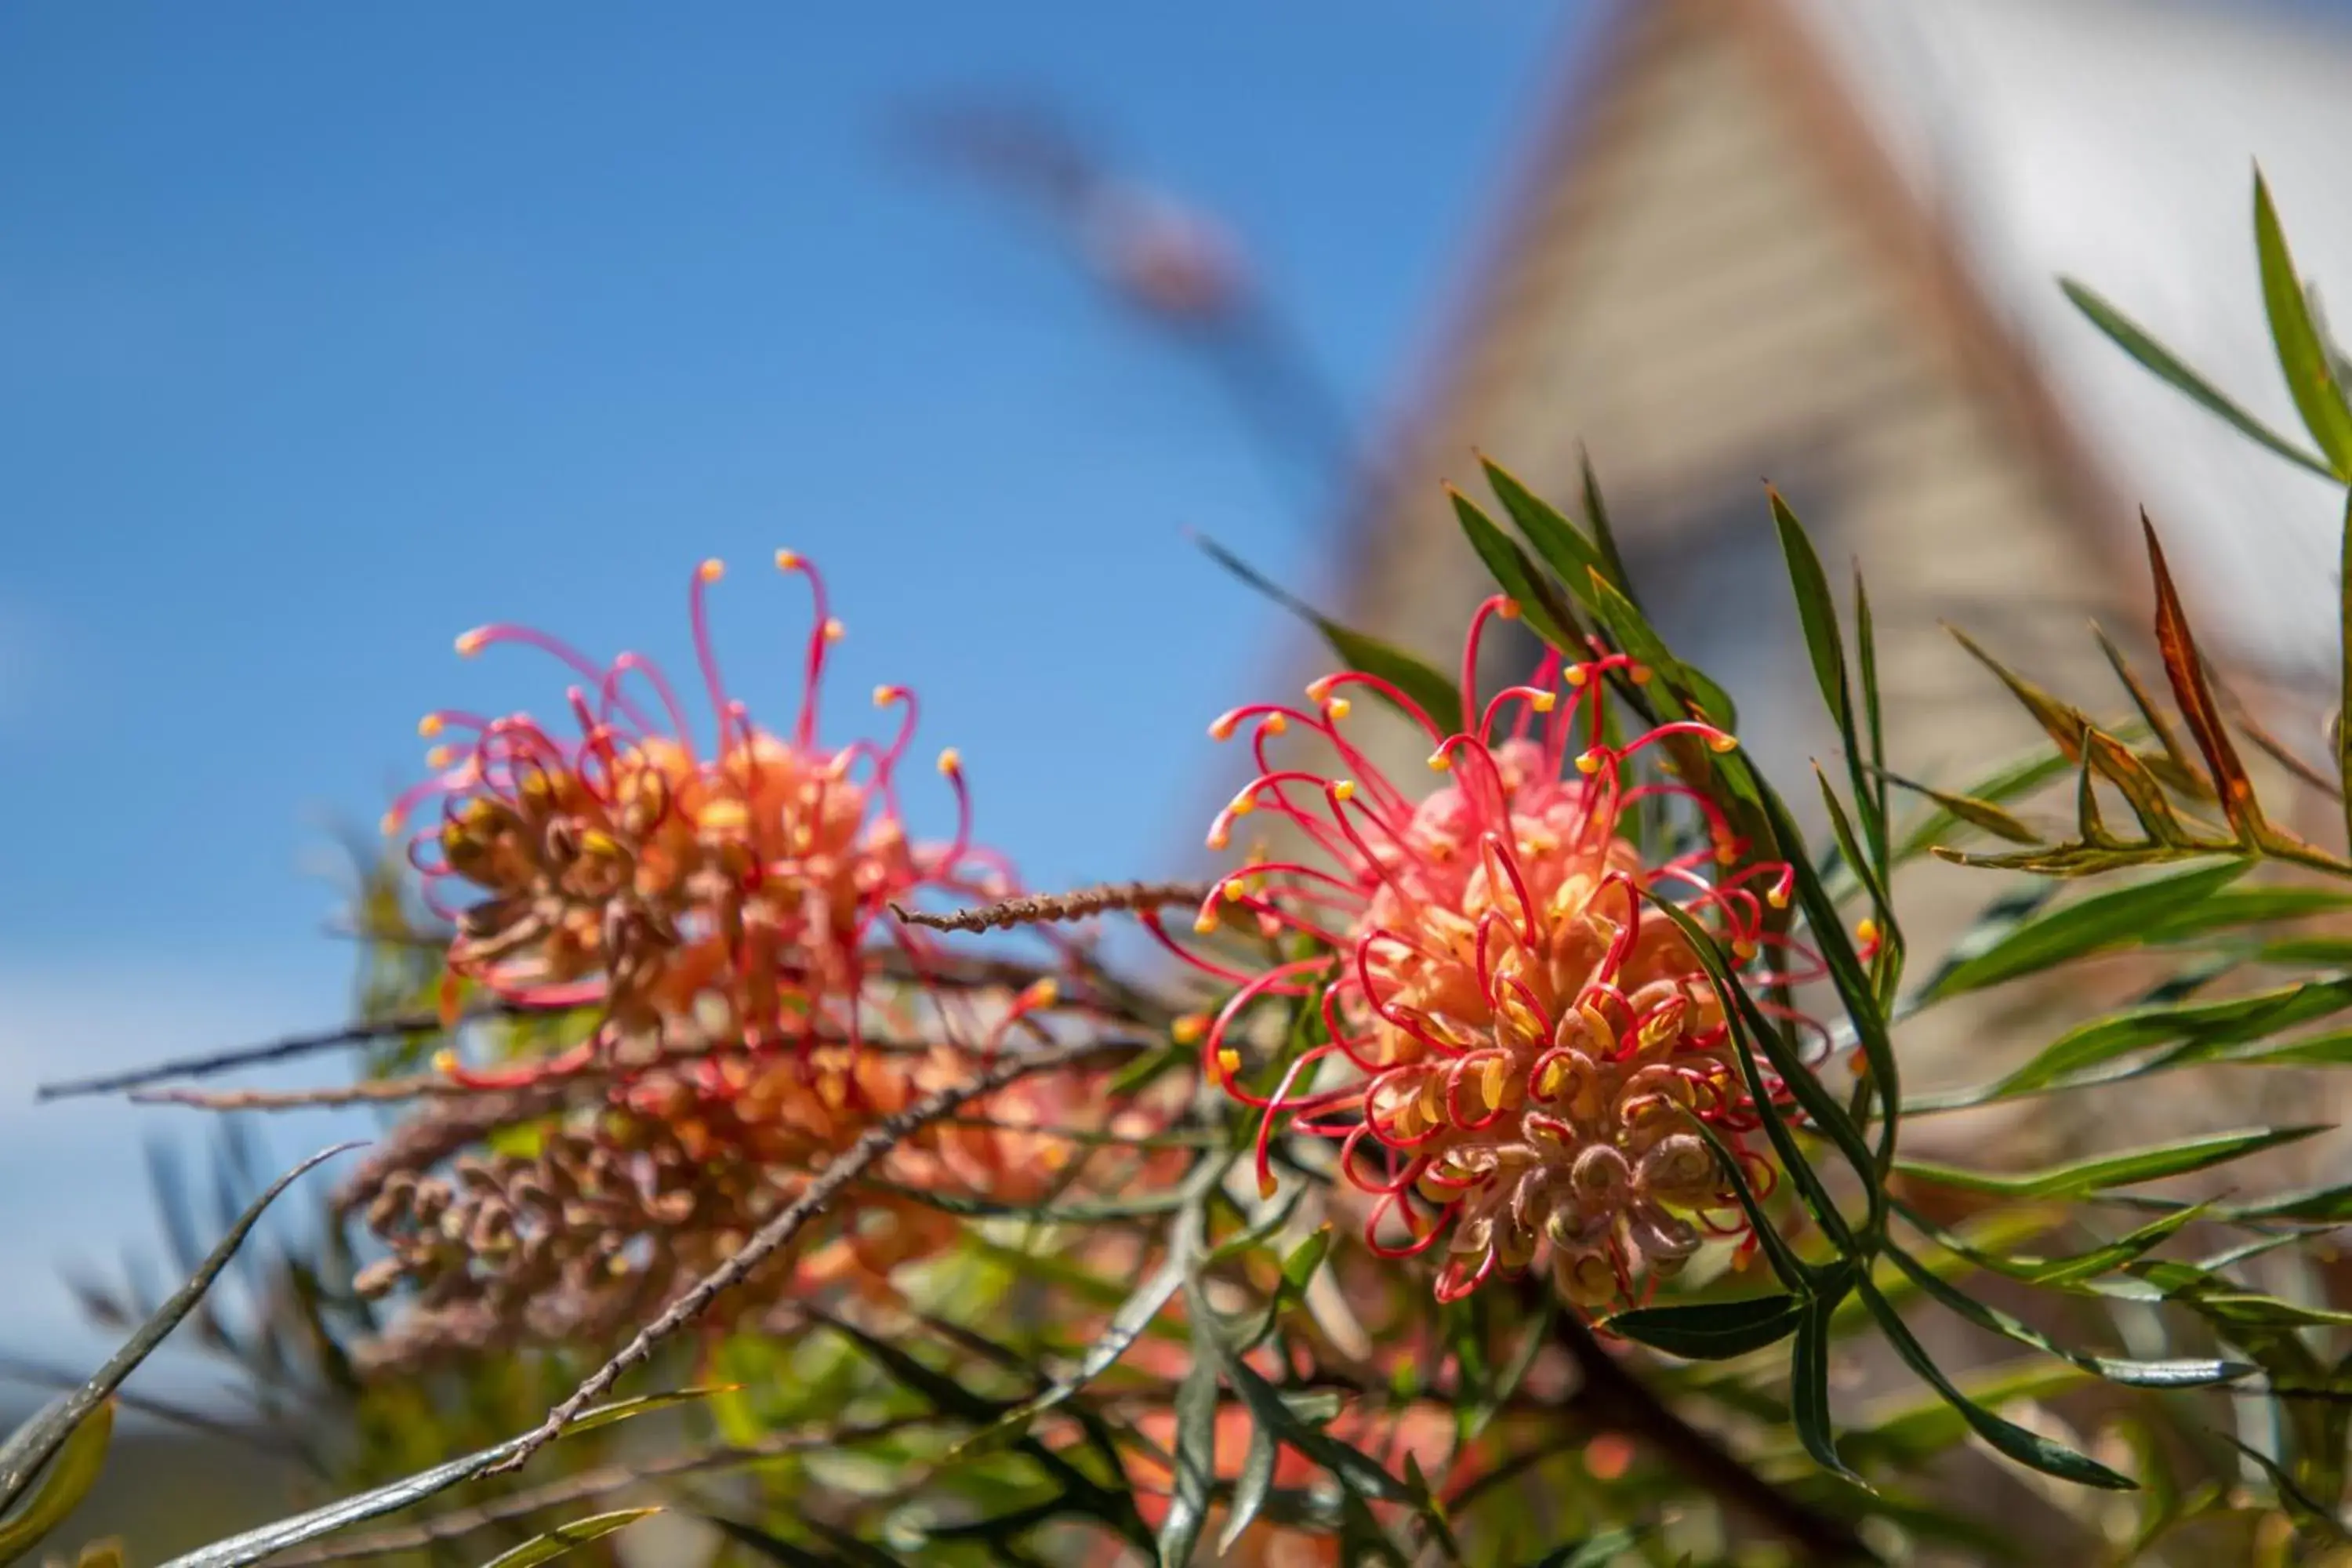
[1174,600,1809,1312]
[383,553,1000,1080]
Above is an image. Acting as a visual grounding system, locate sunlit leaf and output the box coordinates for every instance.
[2061,277,2336,481]
[1856,1279,2132,1490]
[1882,1240,2249,1388]
[1191,531,1461,729]
[475,1508,661,1568]
[1156,1356,1218,1568]
[2255,171,2352,478]
[1924,858,2248,996]
[154,1392,709,1568]
[1449,486,1583,655]
[1791,1290,1863,1486]
[0,1142,358,1519]
[1896,1125,2324,1200]
[1990,975,2352,1095]
[0,1401,113,1566]
[1217,1420,1279,1556]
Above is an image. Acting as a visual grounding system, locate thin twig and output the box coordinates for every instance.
[33,1002,581,1102]
[485,1036,1137,1476]
[129,1076,494,1112]
[892,881,1209,935]
[268,1417,937,1564]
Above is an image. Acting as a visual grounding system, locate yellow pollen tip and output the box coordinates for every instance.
[1708,733,1739,753]
[699,558,725,583]
[1194,910,1221,935]
[1208,715,1239,741]
[1732,939,1759,961]
[936,747,962,776]
[1575,750,1602,775]
[432,1048,459,1077]
[1629,663,1653,685]
[425,745,456,769]
[1332,779,1358,804]
[1565,665,1589,686]
[1215,1048,1242,1080]
[1325,696,1352,720]
[1856,918,1881,944]
[418,713,444,739]
[1022,978,1060,1010]
[1766,889,1790,909]
[822,618,846,642]
[1206,829,1230,851]
[1229,795,1258,816]
[455,630,487,657]
[873,684,900,707]
[1715,845,1740,866]
[1258,1170,1279,1200]
[379,809,405,837]
[1222,878,1247,903]
[1497,597,1522,620]
[1427,750,1454,772]
[1530,691,1557,713]
[1172,1014,1208,1045]
[774,549,801,572]
[1261,713,1288,735]
[1305,676,1336,704]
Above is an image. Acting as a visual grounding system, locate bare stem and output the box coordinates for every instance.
[891,880,1210,935]
[1552,1312,1872,1563]
[268,1417,938,1564]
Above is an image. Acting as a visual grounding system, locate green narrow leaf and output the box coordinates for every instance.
[1854,567,1891,880]
[154,1392,706,1568]
[1753,783,1901,1174]
[0,1399,113,1564]
[1606,1294,1802,1360]
[1769,488,1852,736]
[0,1141,360,1518]
[1878,767,2042,847]
[1534,1526,1649,1568]
[1216,1421,1279,1556]
[1448,487,1583,655]
[1646,894,1867,1247]
[1881,1240,2249,1389]
[1925,858,2249,996]
[2339,491,2352,850]
[1791,1290,1864,1486]
[1483,455,1608,605]
[1896,1125,2325,1200]
[2061,277,2337,481]
[1686,1120,1810,1291]
[1191,531,1461,730]
[2255,171,2352,477]
[1889,745,2077,862]
[1156,1356,1219,1568]
[2216,1432,2351,1541]
[1857,1278,2132,1490]
[1991,976,2352,1096]
[1846,1363,2092,1468]
[1579,449,1640,612]
[476,1508,662,1568]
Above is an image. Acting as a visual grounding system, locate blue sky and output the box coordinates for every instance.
[0,2,1580,1367]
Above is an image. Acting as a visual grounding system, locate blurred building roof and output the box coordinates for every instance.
[1781,0,2352,676]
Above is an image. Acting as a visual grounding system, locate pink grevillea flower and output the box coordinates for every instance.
[382,554,1004,1083]
[1166,598,1817,1313]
